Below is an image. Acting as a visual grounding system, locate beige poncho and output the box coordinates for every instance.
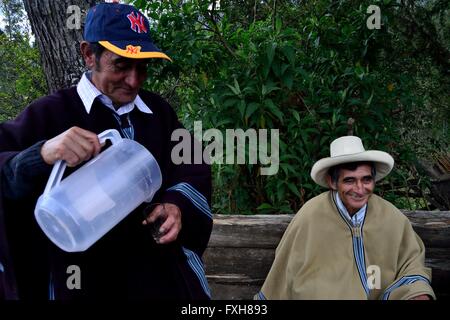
[258,191,435,300]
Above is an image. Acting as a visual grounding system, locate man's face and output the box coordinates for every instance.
[328,164,375,215]
[91,50,149,107]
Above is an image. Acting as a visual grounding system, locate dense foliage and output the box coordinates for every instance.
[129,0,449,214]
[0,0,46,122]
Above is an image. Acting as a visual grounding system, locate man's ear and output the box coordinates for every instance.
[326,175,337,190]
[80,41,95,69]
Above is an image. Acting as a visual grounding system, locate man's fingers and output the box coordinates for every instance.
[63,135,90,165]
[72,127,101,156]
[142,204,164,225]
[65,150,81,167]
[56,136,89,167]
[158,227,179,244]
[159,215,175,235]
[41,127,101,166]
[67,127,101,159]
[156,208,181,244]
[141,203,182,244]
[72,135,97,161]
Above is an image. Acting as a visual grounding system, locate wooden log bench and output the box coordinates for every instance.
[203,211,450,300]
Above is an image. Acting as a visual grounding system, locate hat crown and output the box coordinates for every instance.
[311,135,394,188]
[84,3,151,42]
[330,136,365,157]
[82,3,171,61]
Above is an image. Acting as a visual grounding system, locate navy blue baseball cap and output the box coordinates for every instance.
[84,3,171,61]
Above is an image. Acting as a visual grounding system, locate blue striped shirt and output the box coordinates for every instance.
[334,191,367,227]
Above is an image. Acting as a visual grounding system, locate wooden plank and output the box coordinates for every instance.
[426,247,450,260]
[204,247,450,279]
[208,215,292,248]
[403,211,450,248]
[208,282,259,300]
[204,247,274,279]
[209,211,450,248]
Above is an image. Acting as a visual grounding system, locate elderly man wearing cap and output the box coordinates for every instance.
[256,136,435,300]
[0,3,212,300]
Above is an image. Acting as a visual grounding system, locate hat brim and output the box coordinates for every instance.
[99,40,172,61]
[310,150,394,188]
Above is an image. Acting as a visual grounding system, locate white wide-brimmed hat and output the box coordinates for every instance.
[310,136,394,188]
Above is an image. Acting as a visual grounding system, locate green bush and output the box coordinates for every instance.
[0,25,46,122]
[131,0,449,214]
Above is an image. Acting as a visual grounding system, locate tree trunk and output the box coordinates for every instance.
[23,0,97,93]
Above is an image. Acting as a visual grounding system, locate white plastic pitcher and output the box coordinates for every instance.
[34,129,162,252]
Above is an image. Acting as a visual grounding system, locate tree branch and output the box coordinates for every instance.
[201,9,238,59]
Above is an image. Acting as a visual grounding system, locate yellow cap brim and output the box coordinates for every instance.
[99,41,172,61]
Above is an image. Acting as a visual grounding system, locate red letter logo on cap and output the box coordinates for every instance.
[127,12,147,34]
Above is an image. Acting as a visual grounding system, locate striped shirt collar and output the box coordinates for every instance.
[76,72,152,115]
[334,191,367,226]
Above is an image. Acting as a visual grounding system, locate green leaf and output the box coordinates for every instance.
[292,110,300,122]
[214,119,235,127]
[283,72,294,90]
[366,90,374,106]
[245,102,260,119]
[264,99,284,122]
[348,98,361,106]
[287,182,301,197]
[314,36,320,48]
[302,183,314,190]
[266,43,277,67]
[282,46,295,65]
[238,100,246,118]
[275,17,282,33]
[280,64,289,75]
[280,163,289,176]
[223,98,240,108]
[297,67,310,82]
[242,85,258,95]
[226,78,241,95]
[340,88,348,104]
[257,203,273,210]
[277,185,285,202]
[355,65,365,80]
[262,83,280,96]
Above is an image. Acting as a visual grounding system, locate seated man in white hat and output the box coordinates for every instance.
[255,136,435,300]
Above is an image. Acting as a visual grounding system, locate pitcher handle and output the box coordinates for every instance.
[43,129,122,195]
[98,129,122,145]
[43,160,67,195]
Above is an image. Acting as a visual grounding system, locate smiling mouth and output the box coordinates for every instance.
[349,194,367,201]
